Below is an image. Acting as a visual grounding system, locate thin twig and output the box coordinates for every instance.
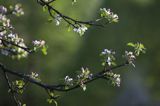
[3,71,21,106]
[37,0,104,27]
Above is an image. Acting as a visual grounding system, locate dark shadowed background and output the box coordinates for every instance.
[0,0,160,106]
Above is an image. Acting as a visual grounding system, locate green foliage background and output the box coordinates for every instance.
[0,0,160,105]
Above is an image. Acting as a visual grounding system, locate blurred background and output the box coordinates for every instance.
[0,0,160,106]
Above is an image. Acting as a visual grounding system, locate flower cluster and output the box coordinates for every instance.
[126,42,146,67]
[64,67,92,91]
[64,76,74,86]
[100,49,116,66]
[100,8,119,23]
[0,4,47,59]
[29,72,41,81]
[0,1,147,106]
[73,24,88,36]
[106,72,121,87]
[32,40,47,55]
[0,33,29,59]
[125,51,136,67]
[0,14,12,28]
[14,80,25,89]
[10,4,24,16]
[77,67,92,91]
[0,6,7,14]
[54,14,62,26]
[77,67,93,80]
[0,5,28,59]
[33,40,45,47]
[5,33,28,57]
[12,80,25,94]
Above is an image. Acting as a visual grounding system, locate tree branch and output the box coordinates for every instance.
[0,38,33,53]
[0,61,129,92]
[37,0,105,27]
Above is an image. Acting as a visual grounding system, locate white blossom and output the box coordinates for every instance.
[0,5,29,59]
[54,14,62,26]
[107,57,112,66]
[106,72,121,87]
[0,14,11,28]
[8,33,16,38]
[31,72,39,78]
[12,4,24,16]
[0,14,6,20]
[100,8,119,23]
[115,76,121,87]
[29,72,41,81]
[65,76,73,86]
[100,8,111,16]
[101,49,114,55]
[101,49,111,55]
[73,24,88,36]
[101,49,115,66]
[0,30,7,36]
[113,74,121,87]
[1,49,9,56]
[125,51,136,67]
[80,83,86,91]
[0,6,7,14]
[77,67,91,79]
[0,32,29,58]
[33,40,45,47]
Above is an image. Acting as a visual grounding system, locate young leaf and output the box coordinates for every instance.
[41,45,48,55]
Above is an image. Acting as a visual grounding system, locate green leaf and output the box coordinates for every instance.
[50,2,55,6]
[42,5,47,12]
[18,89,24,94]
[47,99,58,106]
[48,17,53,23]
[9,5,13,10]
[127,42,146,56]
[41,45,48,55]
[47,99,53,104]
[14,80,25,89]
[111,62,116,66]
[127,42,135,47]
[22,104,26,106]
[53,100,58,106]
[49,91,55,97]
[67,26,72,32]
